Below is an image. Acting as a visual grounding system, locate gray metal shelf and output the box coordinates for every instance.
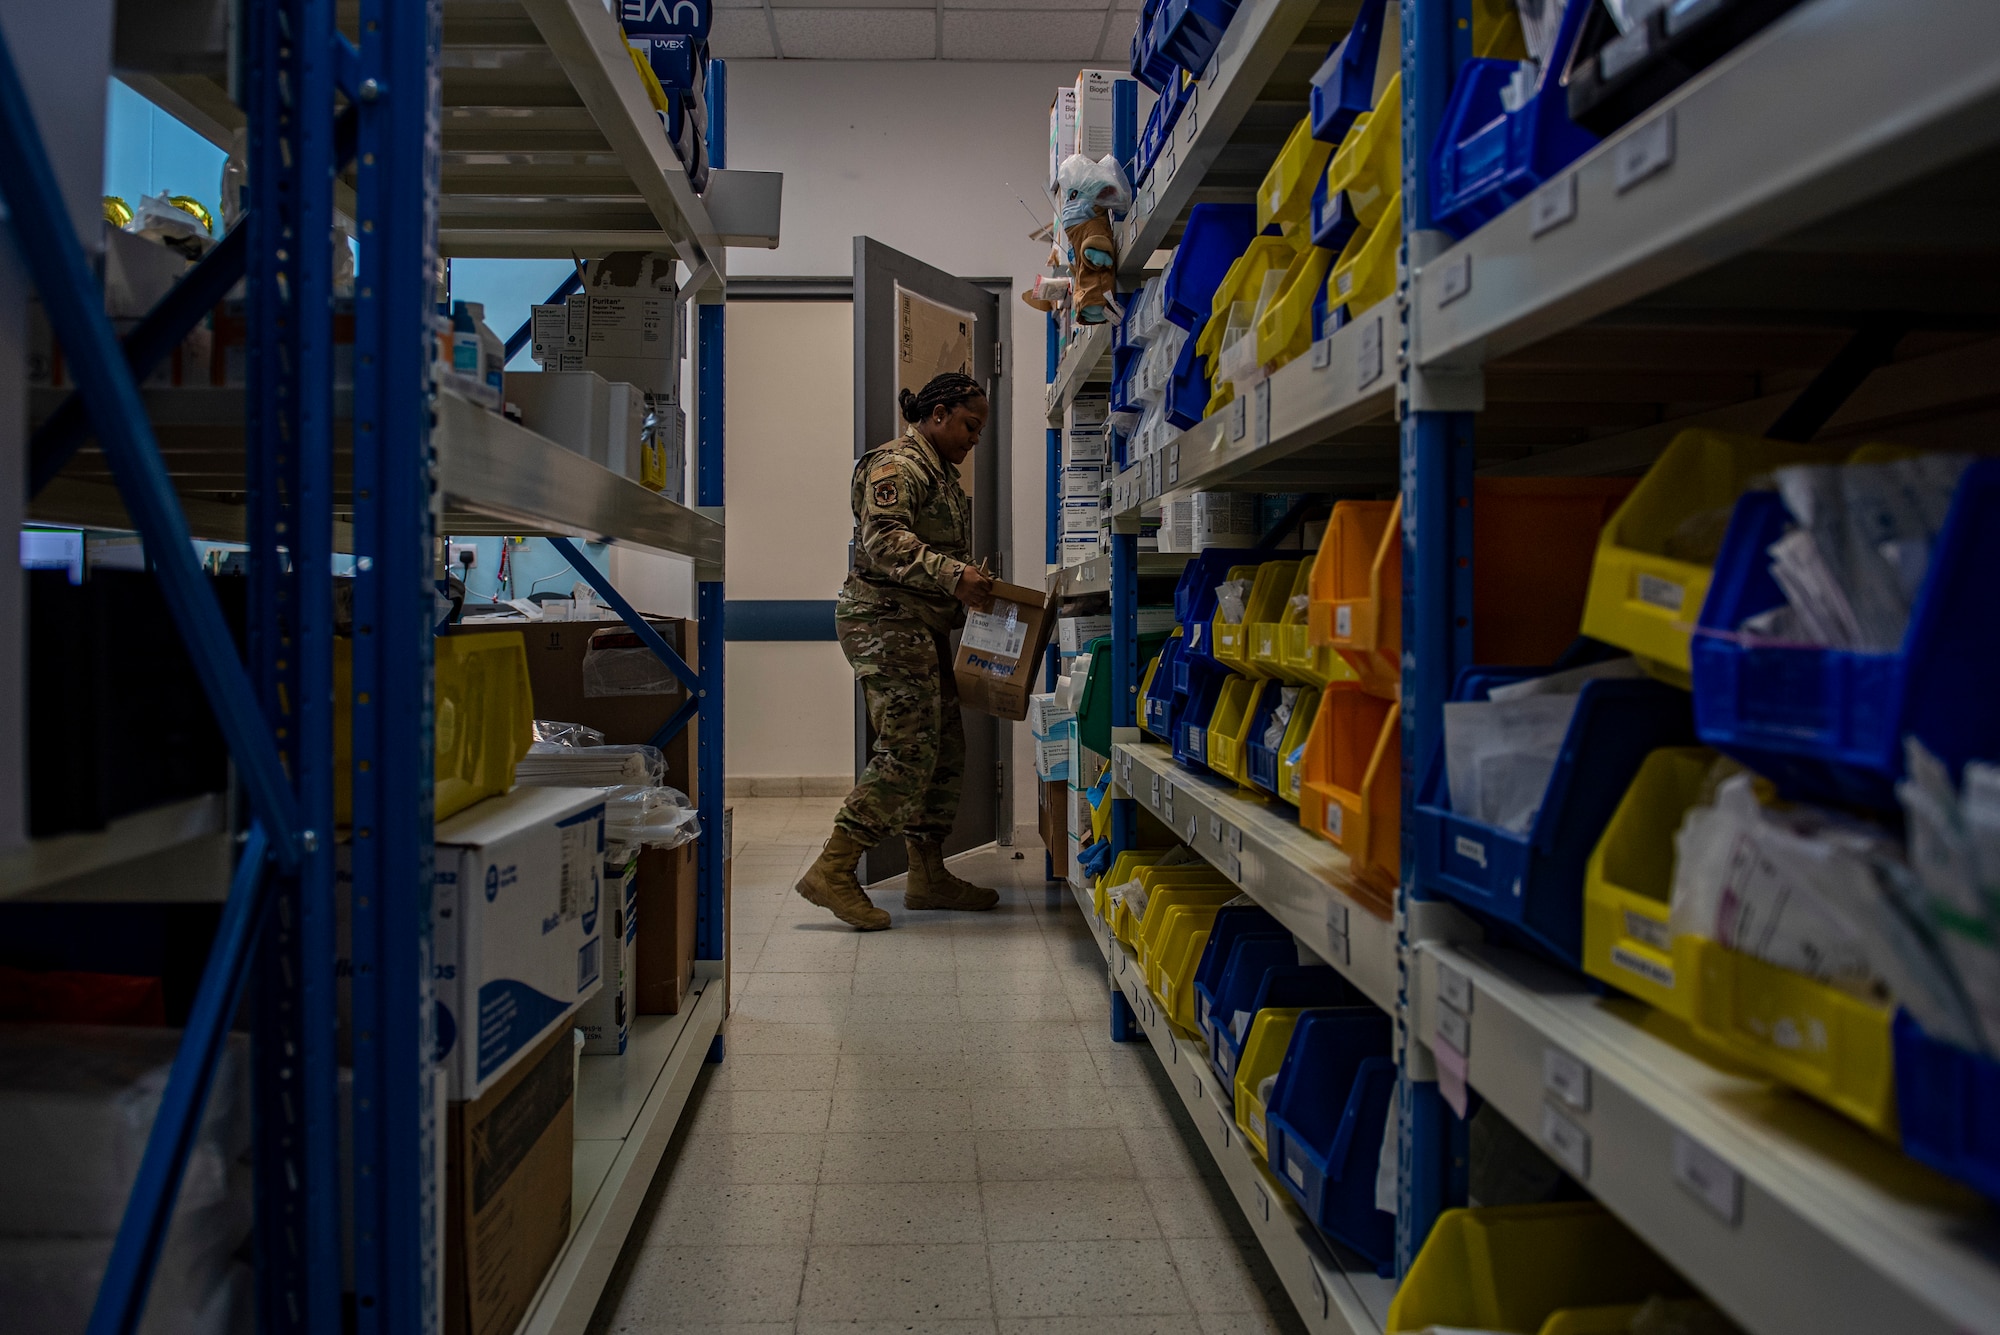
[1113,314,1398,519]
[1045,323,1114,426]
[0,794,232,903]
[1113,741,1405,1017]
[1047,550,1188,598]
[1410,0,2000,376]
[1409,941,2000,1335]
[1071,876,1396,1335]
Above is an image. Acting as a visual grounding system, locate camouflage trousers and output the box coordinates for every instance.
[832,615,963,847]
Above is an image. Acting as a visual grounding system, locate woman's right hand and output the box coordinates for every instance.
[954,563,995,612]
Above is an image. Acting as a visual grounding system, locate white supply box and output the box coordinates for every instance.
[1035,732,1071,782]
[1061,496,1105,531]
[1060,461,1106,498]
[1062,535,1103,565]
[602,381,648,483]
[1065,429,1109,465]
[1068,393,1110,431]
[1059,614,1113,654]
[577,854,638,1056]
[1158,491,1263,553]
[1048,86,1078,192]
[1028,692,1075,739]
[1074,69,1127,159]
[435,787,606,1100]
[506,370,609,465]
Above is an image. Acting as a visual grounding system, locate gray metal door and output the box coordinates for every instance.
[851,237,1005,885]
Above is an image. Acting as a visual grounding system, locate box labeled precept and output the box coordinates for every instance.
[435,787,606,1100]
[952,580,1057,721]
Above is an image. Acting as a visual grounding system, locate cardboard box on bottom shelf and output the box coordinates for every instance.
[952,580,1057,721]
[576,853,639,1055]
[1039,779,1068,879]
[512,617,697,800]
[634,838,698,1015]
[445,1024,573,1335]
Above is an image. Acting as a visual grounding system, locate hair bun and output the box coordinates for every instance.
[897,387,920,422]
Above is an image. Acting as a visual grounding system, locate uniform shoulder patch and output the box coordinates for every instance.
[871,477,901,508]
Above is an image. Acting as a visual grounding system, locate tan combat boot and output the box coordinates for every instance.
[796,830,891,931]
[904,839,999,911]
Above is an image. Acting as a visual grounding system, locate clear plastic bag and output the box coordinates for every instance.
[582,634,683,698]
[1446,659,1646,833]
[1214,579,1251,626]
[531,719,606,749]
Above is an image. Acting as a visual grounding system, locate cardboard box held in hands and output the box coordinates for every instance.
[952,580,1057,721]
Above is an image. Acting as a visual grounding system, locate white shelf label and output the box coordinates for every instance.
[1435,1004,1471,1057]
[1311,336,1333,370]
[1217,1106,1233,1146]
[1541,1102,1591,1180]
[1191,1070,1205,1102]
[1228,825,1243,852]
[1168,441,1180,485]
[1186,814,1198,843]
[1150,773,1162,809]
[1438,254,1472,307]
[1673,1133,1743,1225]
[1543,1047,1591,1112]
[1220,849,1242,881]
[1325,898,1349,937]
[1229,396,1248,442]
[1530,175,1578,237]
[1614,111,1676,193]
[1437,961,1474,1014]
[1325,930,1351,968]
[1252,378,1272,450]
[1253,1180,1271,1222]
[1208,814,1222,843]
[1358,316,1384,386]
[1163,145,1177,183]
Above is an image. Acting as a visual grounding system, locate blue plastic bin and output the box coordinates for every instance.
[1894,1010,2000,1202]
[1143,633,1186,739]
[1310,0,1390,145]
[1174,658,1235,771]
[1413,667,1694,967]
[1311,172,1362,254]
[1163,204,1258,331]
[1159,0,1239,76]
[1244,680,1286,796]
[1174,548,1260,683]
[1427,0,1596,239]
[1164,330,1211,430]
[1191,906,1284,1048]
[1691,460,2000,812]
[1211,961,1363,1086]
[1131,0,1178,93]
[1266,1008,1397,1274]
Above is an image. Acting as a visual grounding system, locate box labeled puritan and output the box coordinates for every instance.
[582,251,681,399]
[528,304,571,365]
[952,580,1058,721]
[434,787,606,1100]
[576,853,638,1055]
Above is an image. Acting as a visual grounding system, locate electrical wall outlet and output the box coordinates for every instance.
[448,541,478,569]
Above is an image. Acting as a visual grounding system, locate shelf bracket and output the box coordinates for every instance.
[86,826,273,1335]
[546,535,703,696]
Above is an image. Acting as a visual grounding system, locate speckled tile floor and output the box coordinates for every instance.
[588,798,1305,1335]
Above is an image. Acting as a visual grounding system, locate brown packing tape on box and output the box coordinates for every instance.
[445,1025,573,1335]
[951,580,1057,722]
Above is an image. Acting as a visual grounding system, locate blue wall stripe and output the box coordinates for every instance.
[724,600,838,641]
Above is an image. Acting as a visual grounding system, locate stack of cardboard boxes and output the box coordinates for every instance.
[513,252,688,502]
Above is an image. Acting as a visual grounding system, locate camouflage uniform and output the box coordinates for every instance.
[833,426,974,847]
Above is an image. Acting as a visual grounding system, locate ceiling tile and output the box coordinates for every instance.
[773,9,937,59]
[1098,6,1140,56]
[942,8,1105,60]
[713,0,763,9]
[942,0,1110,8]
[773,0,933,8]
[709,9,776,58]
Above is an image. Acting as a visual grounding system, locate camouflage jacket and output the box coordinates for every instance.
[837,426,973,634]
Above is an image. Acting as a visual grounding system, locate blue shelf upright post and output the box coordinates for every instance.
[700,61,729,1065]
[245,0,344,1330]
[1395,0,1481,1276]
[349,0,445,1326]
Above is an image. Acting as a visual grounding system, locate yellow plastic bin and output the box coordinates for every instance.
[1327,191,1401,320]
[1688,937,1897,1136]
[1096,848,1170,923]
[1236,561,1301,680]
[1196,236,1298,367]
[1280,559,1358,688]
[1150,903,1227,1030]
[1124,870,1233,952]
[1386,1202,1689,1334]
[1205,675,1263,786]
[1580,429,1837,684]
[1582,746,1714,1018]
[1275,684,1323,807]
[1210,565,1264,672]
[1257,245,1337,367]
[1327,74,1402,228]
[1137,884,1239,979]
[337,629,534,824]
[1235,1008,1309,1161]
[1259,116,1337,236]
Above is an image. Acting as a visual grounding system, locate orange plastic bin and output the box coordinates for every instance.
[1296,684,1400,913]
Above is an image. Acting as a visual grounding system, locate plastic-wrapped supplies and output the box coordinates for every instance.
[581,628,686,698]
[513,732,702,854]
[0,1027,253,1335]
[1444,658,1645,834]
[1899,740,2000,1054]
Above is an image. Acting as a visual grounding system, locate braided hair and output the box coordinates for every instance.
[898,371,986,424]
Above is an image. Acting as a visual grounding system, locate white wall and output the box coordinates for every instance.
[724,60,1075,835]
[723,300,859,785]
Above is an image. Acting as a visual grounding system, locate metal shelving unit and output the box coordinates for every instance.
[1056,0,2000,1331]
[4,0,741,1330]
[1070,875,1397,1335]
[1045,322,1113,426]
